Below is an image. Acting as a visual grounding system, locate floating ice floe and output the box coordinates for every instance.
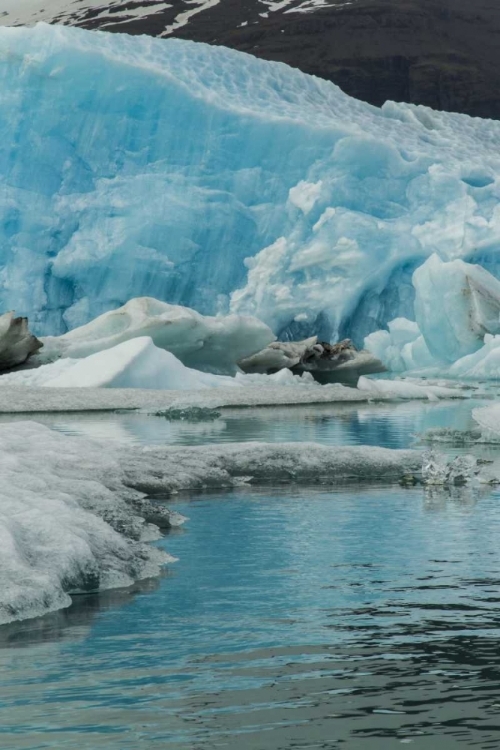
[0,420,421,624]
[365,255,500,378]
[37,297,275,374]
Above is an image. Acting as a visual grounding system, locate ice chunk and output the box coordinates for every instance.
[0,312,42,371]
[365,256,500,376]
[37,297,275,374]
[472,403,500,438]
[414,254,500,363]
[422,450,478,485]
[364,318,431,373]
[1,25,500,342]
[449,334,500,379]
[0,420,420,623]
[2,338,238,390]
[357,376,463,401]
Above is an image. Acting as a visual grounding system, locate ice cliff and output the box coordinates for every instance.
[2,24,500,341]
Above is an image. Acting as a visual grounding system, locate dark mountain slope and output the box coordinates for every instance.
[3,0,500,119]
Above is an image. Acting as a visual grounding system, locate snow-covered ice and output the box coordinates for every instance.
[1,24,500,344]
[0,420,421,624]
[37,297,274,374]
[0,421,180,625]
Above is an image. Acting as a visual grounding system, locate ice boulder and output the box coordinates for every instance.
[364,318,435,372]
[448,334,500,379]
[39,337,239,389]
[37,298,275,374]
[364,256,500,376]
[0,311,42,371]
[414,254,500,364]
[2,24,500,342]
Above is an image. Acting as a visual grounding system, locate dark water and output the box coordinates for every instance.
[2,401,500,749]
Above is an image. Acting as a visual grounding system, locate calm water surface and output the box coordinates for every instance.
[2,400,500,749]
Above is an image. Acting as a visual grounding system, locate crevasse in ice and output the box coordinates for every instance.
[2,24,500,339]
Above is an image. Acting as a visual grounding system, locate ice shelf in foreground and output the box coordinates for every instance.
[365,255,500,377]
[37,297,275,374]
[0,421,421,624]
[2,24,500,343]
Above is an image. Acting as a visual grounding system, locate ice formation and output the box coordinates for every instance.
[365,255,500,377]
[0,337,317,389]
[37,297,275,374]
[1,24,500,343]
[0,420,421,623]
[0,421,181,625]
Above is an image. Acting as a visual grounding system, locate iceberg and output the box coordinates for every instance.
[0,420,421,623]
[1,24,500,344]
[37,297,275,374]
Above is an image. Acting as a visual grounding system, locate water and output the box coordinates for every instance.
[2,400,500,749]
[0,397,491,450]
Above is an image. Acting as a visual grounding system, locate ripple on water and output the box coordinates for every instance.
[1,481,500,748]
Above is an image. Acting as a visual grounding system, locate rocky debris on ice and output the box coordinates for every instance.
[365,255,500,378]
[238,336,386,384]
[36,297,275,375]
[0,312,42,372]
[0,421,421,625]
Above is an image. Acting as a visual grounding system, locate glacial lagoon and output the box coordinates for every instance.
[2,399,500,748]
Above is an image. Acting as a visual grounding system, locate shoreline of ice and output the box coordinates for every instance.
[0,421,422,625]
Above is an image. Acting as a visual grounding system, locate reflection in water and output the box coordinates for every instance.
[0,397,492,452]
[2,484,500,748]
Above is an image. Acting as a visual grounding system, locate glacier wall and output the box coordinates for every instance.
[2,24,500,338]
